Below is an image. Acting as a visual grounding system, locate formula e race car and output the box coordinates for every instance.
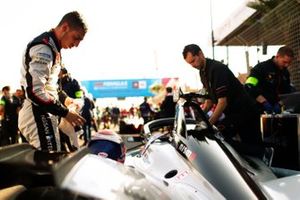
[0,128,221,200]
[1,92,300,200]
[125,91,300,200]
[0,143,192,200]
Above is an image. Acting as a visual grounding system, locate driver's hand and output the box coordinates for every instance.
[65,111,86,127]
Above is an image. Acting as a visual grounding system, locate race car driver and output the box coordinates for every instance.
[18,11,87,151]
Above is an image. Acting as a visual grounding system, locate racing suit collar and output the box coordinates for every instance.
[49,29,62,51]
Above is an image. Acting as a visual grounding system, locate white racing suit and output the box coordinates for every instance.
[19,31,69,151]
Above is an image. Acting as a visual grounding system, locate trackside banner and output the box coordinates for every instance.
[81,78,177,98]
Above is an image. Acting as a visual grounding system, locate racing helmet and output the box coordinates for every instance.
[88,129,126,163]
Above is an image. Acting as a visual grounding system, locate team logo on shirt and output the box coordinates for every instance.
[98,152,109,158]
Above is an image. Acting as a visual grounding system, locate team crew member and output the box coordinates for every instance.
[182,44,263,157]
[159,87,176,118]
[245,46,295,114]
[19,11,87,151]
[0,86,20,145]
[58,67,83,99]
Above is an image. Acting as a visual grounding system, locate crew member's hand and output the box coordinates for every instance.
[65,110,86,127]
[273,103,281,114]
[262,101,273,114]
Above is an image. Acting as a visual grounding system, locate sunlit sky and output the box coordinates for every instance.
[1,0,261,91]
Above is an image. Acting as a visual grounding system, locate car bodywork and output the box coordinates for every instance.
[125,92,300,199]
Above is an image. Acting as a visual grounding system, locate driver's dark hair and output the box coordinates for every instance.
[58,11,88,34]
[182,44,202,59]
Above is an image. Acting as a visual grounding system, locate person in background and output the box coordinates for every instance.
[91,98,99,132]
[139,97,153,124]
[159,87,176,118]
[18,11,87,151]
[245,46,295,114]
[182,44,266,160]
[58,67,82,99]
[81,91,96,146]
[0,86,19,145]
[110,106,120,127]
[12,89,25,107]
[58,67,83,152]
[101,107,111,129]
[12,89,25,143]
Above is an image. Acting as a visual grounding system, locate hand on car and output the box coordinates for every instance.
[263,101,281,114]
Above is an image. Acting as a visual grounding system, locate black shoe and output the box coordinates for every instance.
[263,147,274,167]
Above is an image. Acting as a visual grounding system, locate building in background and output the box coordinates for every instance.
[214,0,300,90]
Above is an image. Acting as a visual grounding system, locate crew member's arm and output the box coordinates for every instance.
[208,64,230,124]
[245,67,265,103]
[256,95,267,104]
[245,73,276,113]
[202,99,213,113]
[245,76,266,101]
[209,97,227,125]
